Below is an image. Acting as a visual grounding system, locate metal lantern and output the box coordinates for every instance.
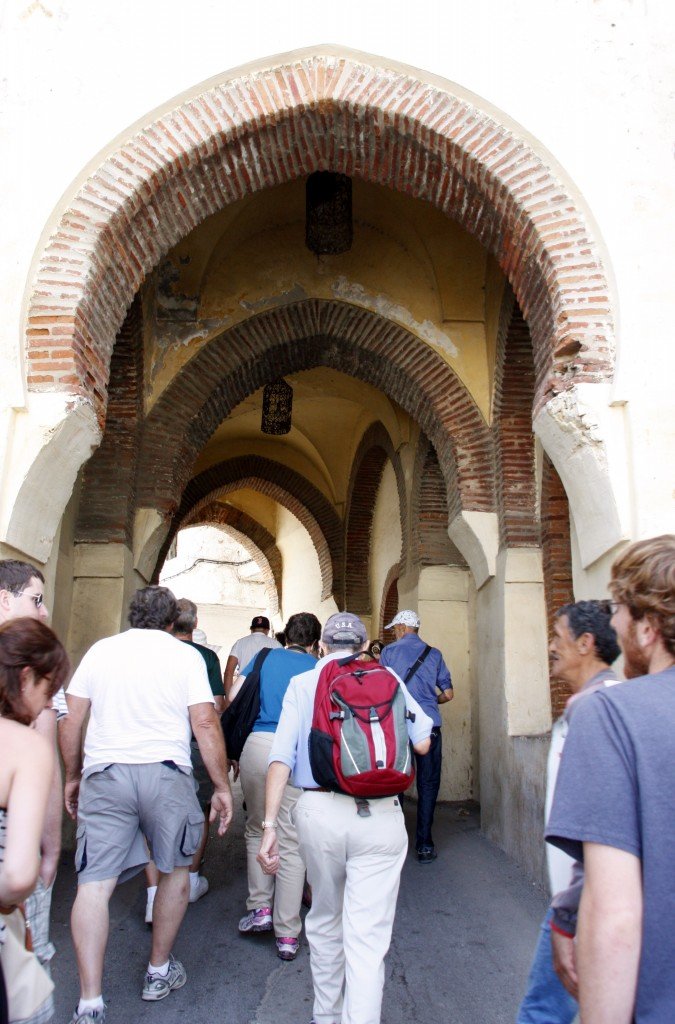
[306,171,353,255]
[261,379,293,435]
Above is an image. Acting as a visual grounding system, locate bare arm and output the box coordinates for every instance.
[33,707,62,886]
[576,842,642,1024]
[223,654,238,701]
[0,730,53,906]
[256,760,291,875]
[438,687,454,704]
[60,693,89,820]
[189,702,233,834]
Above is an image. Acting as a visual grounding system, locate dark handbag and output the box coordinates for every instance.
[220,646,272,760]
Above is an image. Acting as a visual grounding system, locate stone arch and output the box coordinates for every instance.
[380,567,400,643]
[134,301,491,532]
[179,500,282,615]
[153,456,342,602]
[541,454,574,718]
[344,422,407,614]
[26,48,614,432]
[410,435,467,568]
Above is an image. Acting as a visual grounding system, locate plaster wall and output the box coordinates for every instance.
[275,505,337,625]
[475,562,548,883]
[417,566,473,801]
[369,462,403,632]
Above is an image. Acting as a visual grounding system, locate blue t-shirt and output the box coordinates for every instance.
[546,666,675,1023]
[380,632,451,728]
[241,647,316,734]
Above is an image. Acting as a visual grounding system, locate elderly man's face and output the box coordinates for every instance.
[549,614,584,686]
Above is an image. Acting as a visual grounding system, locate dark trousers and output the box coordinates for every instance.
[415,727,442,851]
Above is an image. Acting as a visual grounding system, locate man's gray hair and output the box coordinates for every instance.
[173,598,198,634]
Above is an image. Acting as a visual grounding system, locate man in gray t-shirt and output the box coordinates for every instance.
[546,535,675,1024]
[222,615,281,702]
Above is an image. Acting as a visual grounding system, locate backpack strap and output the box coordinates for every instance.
[402,644,432,685]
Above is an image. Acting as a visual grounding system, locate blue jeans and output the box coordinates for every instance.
[517,908,578,1023]
[415,727,442,850]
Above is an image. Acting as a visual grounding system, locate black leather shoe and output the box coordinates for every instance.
[417,847,438,863]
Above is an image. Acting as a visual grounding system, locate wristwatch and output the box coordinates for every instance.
[261,820,277,830]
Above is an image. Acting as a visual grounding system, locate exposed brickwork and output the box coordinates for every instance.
[344,423,406,614]
[181,500,282,614]
[410,435,468,567]
[134,301,490,531]
[493,294,540,548]
[75,296,143,546]
[155,455,343,602]
[380,569,400,646]
[541,455,575,717]
[26,54,614,430]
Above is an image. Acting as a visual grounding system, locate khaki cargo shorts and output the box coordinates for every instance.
[75,761,205,884]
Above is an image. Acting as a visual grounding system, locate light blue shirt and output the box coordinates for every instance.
[269,651,434,788]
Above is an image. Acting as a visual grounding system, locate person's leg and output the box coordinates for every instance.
[295,792,348,1024]
[516,909,578,1024]
[144,858,159,923]
[341,796,408,1024]
[71,878,118,998]
[415,728,442,852]
[239,733,275,917]
[190,818,209,874]
[273,783,304,942]
[150,867,190,966]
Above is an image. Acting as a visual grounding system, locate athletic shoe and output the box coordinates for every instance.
[275,936,299,961]
[141,954,187,1001]
[238,906,273,933]
[188,874,209,903]
[71,1006,106,1023]
[417,846,438,864]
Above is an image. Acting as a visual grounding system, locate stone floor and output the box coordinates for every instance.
[50,791,548,1024]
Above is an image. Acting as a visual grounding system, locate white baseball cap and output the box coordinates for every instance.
[385,610,420,629]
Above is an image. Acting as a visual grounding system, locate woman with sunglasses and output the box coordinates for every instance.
[0,617,70,1024]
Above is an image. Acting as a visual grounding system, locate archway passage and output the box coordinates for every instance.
[26,49,614,433]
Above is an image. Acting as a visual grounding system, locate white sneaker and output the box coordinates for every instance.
[188,874,209,903]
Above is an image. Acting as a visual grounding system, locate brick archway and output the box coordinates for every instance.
[180,500,282,615]
[410,435,467,568]
[134,301,491,534]
[27,49,614,432]
[155,456,343,601]
[344,423,407,614]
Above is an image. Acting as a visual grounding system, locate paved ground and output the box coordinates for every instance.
[51,789,547,1024]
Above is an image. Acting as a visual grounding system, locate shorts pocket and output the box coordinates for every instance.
[179,811,205,857]
[75,824,88,873]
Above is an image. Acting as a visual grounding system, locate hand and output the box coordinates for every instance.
[228,759,240,782]
[210,788,233,835]
[64,779,80,821]
[551,925,578,998]
[257,828,279,875]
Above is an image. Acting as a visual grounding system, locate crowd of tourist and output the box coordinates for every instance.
[0,533,673,1024]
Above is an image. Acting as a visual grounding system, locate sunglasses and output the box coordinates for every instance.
[16,590,45,609]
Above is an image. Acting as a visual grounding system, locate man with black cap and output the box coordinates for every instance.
[222,614,282,702]
[380,609,453,863]
[257,612,433,1024]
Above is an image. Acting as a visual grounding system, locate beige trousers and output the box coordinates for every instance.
[294,789,408,1024]
[239,730,305,938]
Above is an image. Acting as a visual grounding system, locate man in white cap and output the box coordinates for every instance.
[257,611,433,1024]
[380,610,453,863]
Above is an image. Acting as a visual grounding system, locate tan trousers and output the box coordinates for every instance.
[239,730,304,938]
[294,789,408,1024]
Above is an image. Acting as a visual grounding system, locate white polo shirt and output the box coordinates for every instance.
[67,628,214,770]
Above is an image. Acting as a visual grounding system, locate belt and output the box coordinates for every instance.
[302,787,330,792]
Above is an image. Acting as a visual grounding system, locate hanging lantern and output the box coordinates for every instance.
[306,171,353,255]
[261,379,293,435]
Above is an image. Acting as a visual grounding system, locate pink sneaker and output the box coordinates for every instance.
[238,906,273,933]
[276,936,299,961]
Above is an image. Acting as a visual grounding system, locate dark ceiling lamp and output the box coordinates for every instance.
[261,379,293,435]
[305,171,353,255]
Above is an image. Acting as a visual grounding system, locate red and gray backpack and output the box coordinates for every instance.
[308,654,417,798]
